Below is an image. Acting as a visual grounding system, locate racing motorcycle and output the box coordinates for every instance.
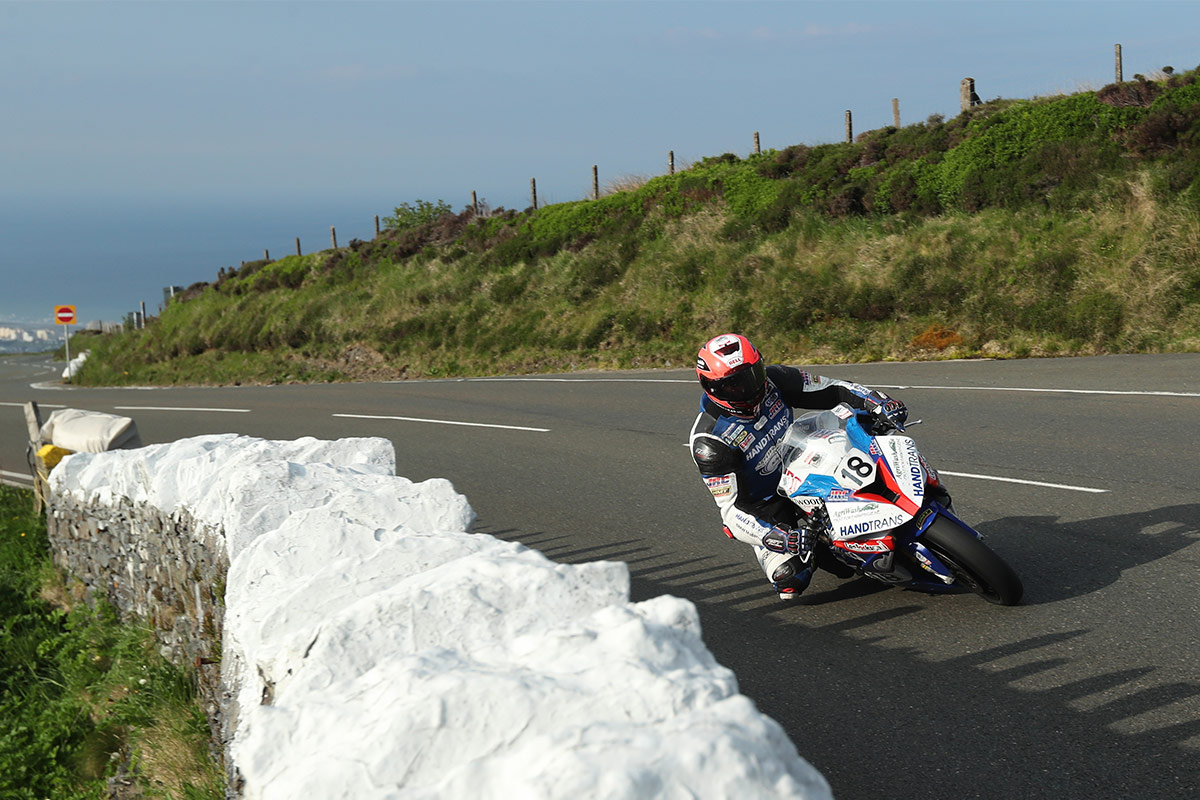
[777,403,1023,605]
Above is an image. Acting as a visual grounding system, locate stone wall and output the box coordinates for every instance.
[46,492,237,790]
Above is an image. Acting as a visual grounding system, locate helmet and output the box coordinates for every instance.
[696,333,768,417]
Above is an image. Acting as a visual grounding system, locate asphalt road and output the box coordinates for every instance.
[3,353,1199,799]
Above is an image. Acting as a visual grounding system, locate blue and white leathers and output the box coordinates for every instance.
[691,364,898,594]
[702,386,793,506]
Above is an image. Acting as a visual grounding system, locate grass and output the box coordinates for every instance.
[0,485,224,799]
[66,65,1200,387]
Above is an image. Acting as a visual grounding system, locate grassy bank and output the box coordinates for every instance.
[0,486,223,799]
[71,68,1200,386]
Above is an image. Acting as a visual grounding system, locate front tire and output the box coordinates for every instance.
[921,517,1023,606]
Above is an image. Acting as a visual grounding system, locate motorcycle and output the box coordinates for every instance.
[776,403,1023,605]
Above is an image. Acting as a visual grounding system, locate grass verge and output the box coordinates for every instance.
[0,485,224,800]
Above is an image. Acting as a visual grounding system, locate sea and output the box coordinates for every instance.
[1,194,401,329]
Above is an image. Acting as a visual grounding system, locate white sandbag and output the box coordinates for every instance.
[62,350,89,379]
[40,408,142,452]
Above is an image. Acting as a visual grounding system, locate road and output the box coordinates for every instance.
[3,352,1200,799]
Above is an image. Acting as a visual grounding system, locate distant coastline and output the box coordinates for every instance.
[0,323,59,355]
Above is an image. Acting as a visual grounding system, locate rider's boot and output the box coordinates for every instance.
[771,556,813,601]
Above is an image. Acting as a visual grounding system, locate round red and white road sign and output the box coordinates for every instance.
[55,305,76,325]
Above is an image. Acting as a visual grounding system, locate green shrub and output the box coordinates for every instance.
[63,64,1200,383]
[0,487,223,798]
[1066,289,1125,343]
[382,199,454,231]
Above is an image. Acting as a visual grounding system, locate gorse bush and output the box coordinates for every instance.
[382,199,454,232]
[71,64,1200,385]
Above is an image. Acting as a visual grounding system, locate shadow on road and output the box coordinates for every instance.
[979,503,1200,604]
[478,517,1200,800]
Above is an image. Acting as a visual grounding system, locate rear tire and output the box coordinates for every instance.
[920,517,1023,606]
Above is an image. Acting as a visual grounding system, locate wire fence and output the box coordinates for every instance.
[151,41,1142,323]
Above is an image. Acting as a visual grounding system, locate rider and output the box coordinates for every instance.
[690,333,909,601]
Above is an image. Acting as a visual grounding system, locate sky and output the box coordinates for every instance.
[3,0,1199,326]
[49,431,832,798]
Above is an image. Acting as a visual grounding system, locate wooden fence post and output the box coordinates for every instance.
[331,226,337,249]
[530,178,537,210]
[374,215,380,237]
[24,401,45,512]
[472,190,479,215]
[1115,43,1123,82]
[668,150,675,175]
[264,249,269,261]
[844,110,853,143]
[592,165,599,200]
[754,132,760,154]
[892,98,900,128]
[296,237,301,256]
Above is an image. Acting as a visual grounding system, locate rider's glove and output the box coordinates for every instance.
[803,502,831,535]
[761,524,813,557]
[871,397,908,430]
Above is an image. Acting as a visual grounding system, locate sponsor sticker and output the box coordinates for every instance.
[794,496,824,512]
[755,446,782,475]
[840,537,893,553]
[710,335,745,368]
[705,475,732,497]
[902,439,925,498]
[919,454,938,483]
[836,514,908,537]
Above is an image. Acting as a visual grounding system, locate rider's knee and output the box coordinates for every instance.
[772,557,813,600]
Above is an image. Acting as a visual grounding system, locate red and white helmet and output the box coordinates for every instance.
[696,333,768,417]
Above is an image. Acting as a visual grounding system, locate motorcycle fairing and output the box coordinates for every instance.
[777,409,928,537]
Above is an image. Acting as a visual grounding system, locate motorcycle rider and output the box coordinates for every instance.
[690,333,909,601]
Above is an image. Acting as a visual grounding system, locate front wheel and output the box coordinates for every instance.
[920,518,1023,606]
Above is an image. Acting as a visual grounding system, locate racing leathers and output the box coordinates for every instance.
[690,365,903,599]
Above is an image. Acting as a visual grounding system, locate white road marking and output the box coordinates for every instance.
[411,377,692,384]
[0,401,66,408]
[938,470,1108,493]
[679,444,1107,493]
[435,377,1200,397]
[0,469,34,484]
[333,413,549,432]
[874,384,1200,398]
[113,406,250,413]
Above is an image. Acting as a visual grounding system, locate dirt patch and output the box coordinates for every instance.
[296,344,411,382]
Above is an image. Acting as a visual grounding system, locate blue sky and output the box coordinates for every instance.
[2,0,1199,326]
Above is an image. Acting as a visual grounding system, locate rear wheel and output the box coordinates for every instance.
[921,517,1023,605]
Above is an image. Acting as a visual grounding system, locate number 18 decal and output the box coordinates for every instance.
[838,452,875,488]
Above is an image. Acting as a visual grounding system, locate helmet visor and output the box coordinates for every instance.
[706,360,766,404]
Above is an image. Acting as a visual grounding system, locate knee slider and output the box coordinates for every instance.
[771,560,796,582]
[771,557,812,594]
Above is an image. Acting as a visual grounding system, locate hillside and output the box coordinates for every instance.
[73,68,1200,386]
